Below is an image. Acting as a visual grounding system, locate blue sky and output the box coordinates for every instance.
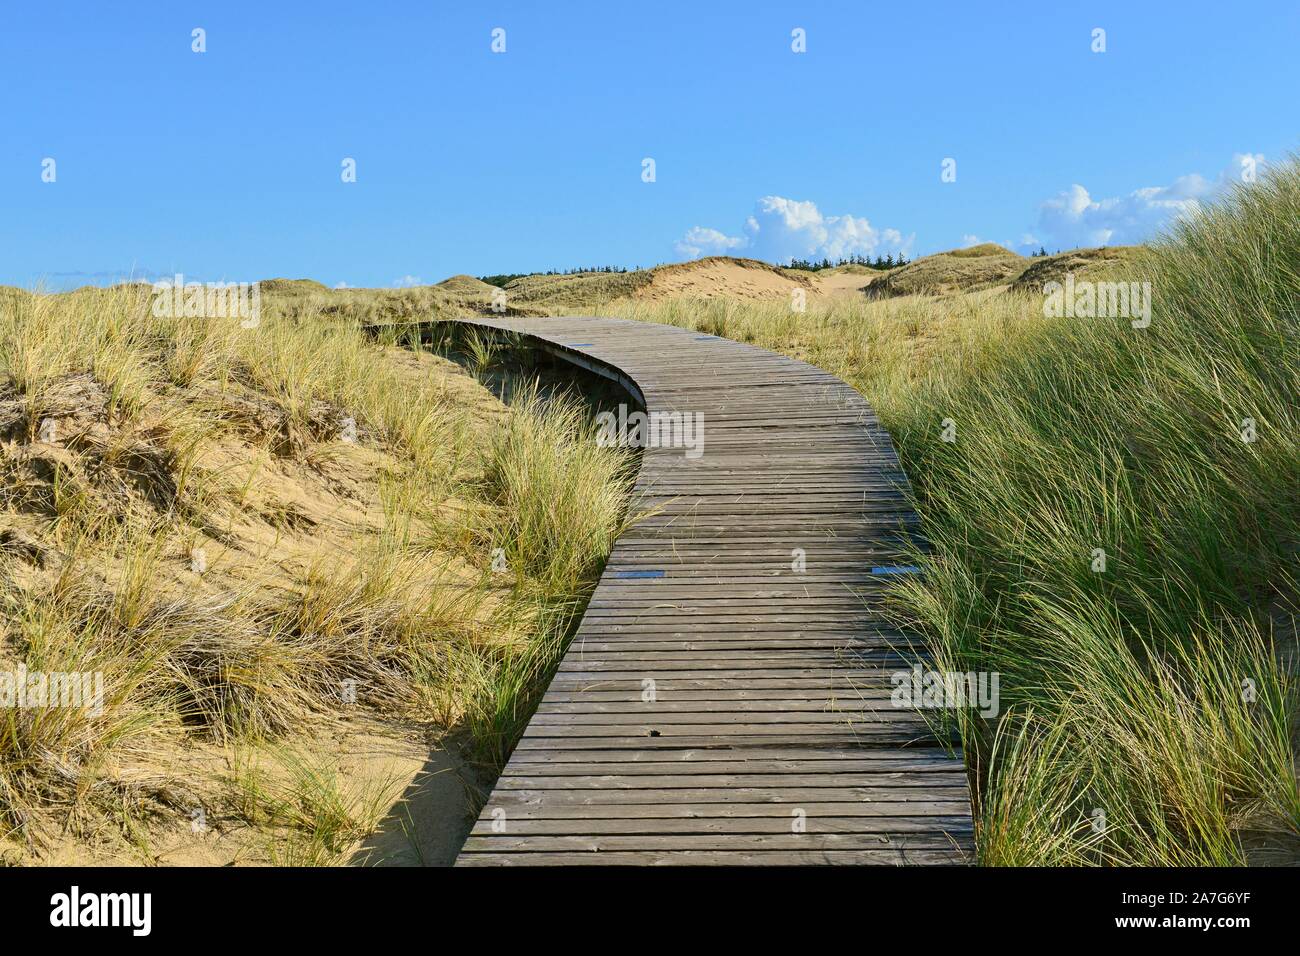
[3,1,1297,289]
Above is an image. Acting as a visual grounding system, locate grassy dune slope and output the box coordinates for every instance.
[501,269,655,309]
[0,287,632,864]
[262,280,503,324]
[868,243,1026,298]
[496,257,815,309]
[594,159,1300,865]
[1007,245,1144,294]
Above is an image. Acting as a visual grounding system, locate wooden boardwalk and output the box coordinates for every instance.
[451,316,973,865]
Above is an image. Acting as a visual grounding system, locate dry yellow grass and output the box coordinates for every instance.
[1008,245,1146,294]
[868,244,1026,298]
[0,284,632,865]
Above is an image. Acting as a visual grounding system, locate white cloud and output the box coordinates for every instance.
[1033,153,1267,249]
[1016,233,1042,252]
[674,226,746,259]
[678,155,1272,265]
[1036,181,1204,247]
[393,275,423,288]
[675,196,913,264]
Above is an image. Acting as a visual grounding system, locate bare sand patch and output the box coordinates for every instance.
[634,257,815,303]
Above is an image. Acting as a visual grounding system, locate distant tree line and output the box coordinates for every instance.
[478,247,1070,289]
[479,265,636,287]
[786,253,910,272]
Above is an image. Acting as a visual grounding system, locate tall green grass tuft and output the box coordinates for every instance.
[888,162,1298,864]
[480,383,634,598]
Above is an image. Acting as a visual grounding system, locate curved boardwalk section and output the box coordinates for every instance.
[453,316,973,865]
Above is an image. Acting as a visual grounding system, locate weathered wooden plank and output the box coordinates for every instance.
[470,816,974,836]
[456,849,967,866]
[508,733,951,751]
[494,772,966,790]
[503,746,961,764]
[460,833,968,853]
[474,802,972,821]
[497,757,963,775]
[534,699,910,715]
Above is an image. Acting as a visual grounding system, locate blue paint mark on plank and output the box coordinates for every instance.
[871,565,921,575]
[566,343,595,347]
[612,569,666,579]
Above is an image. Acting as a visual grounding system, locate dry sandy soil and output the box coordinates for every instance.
[632,257,885,303]
[632,257,816,302]
[808,267,886,299]
[1,343,504,867]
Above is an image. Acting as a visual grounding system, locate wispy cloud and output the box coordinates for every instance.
[674,227,747,259]
[27,267,180,291]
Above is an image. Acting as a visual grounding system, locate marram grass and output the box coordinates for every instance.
[0,283,632,858]
[596,158,1300,865]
